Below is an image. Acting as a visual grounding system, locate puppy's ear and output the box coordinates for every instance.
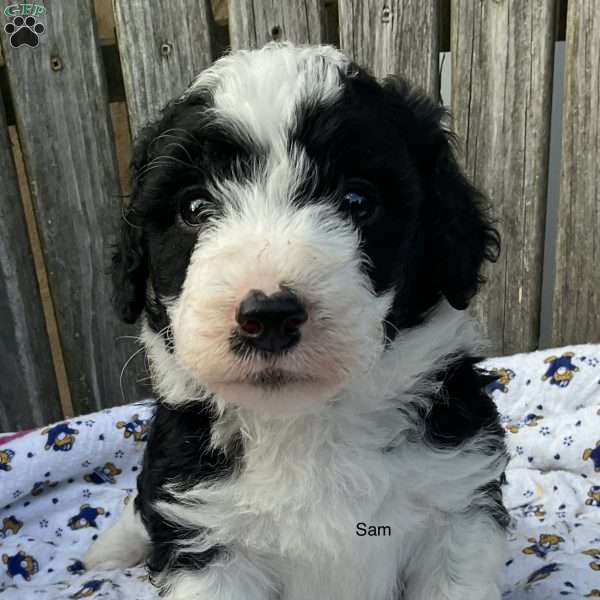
[112,211,147,324]
[111,124,156,324]
[380,78,499,311]
[430,133,500,310]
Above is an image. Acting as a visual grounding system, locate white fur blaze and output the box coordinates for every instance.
[84,497,148,570]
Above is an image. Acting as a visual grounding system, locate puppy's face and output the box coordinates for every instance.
[114,45,498,414]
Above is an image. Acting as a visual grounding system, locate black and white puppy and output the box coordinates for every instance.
[86,44,508,600]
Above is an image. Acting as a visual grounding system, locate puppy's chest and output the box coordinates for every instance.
[221,414,422,556]
[229,430,419,600]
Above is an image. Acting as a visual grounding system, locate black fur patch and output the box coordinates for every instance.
[420,356,509,529]
[292,70,499,335]
[423,357,505,449]
[135,403,242,577]
[112,65,499,341]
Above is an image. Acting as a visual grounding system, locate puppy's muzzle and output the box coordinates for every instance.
[235,289,307,354]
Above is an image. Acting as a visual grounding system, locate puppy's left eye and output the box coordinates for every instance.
[179,196,207,227]
[342,184,380,226]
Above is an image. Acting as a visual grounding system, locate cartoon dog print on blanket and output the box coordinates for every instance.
[0,448,15,471]
[42,422,79,451]
[116,414,149,442]
[522,534,565,559]
[583,442,600,472]
[68,504,106,530]
[31,479,59,496]
[2,550,39,581]
[70,579,105,598]
[522,504,546,519]
[505,413,544,434]
[542,352,579,387]
[0,515,23,538]
[486,368,516,394]
[583,549,600,571]
[526,562,560,585]
[67,559,87,575]
[586,486,600,507]
[84,462,122,485]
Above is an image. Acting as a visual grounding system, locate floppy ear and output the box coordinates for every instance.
[111,211,147,324]
[431,136,500,310]
[380,77,499,311]
[111,122,158,324]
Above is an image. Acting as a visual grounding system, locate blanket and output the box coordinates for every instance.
[1,344,599,599]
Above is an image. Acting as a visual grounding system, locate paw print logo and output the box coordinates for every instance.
[4,16,45,48]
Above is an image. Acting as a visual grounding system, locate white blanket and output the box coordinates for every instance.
[1,344,599,599]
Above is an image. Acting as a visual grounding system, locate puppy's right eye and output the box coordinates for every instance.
[179,197,207,227]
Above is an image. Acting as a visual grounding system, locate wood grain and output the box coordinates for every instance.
[452,0,556,355]
[8,125,74,422]
[1,0,143,415]
[338,0,439,96]
[229,0,325,49]
[0,100,61,432]
[552,0,600,346]
[113,0,215,136]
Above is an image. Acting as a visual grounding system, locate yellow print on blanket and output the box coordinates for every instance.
[486,368,516,394]
[116,413,150,442]
[586,485,600,507]
[541,352,579,388]
[522,534,564,559]
[505,413,544,434]
[0,515,23,538]
[583,549,600,571]
[0,448,15,471]
[583,442,600,472]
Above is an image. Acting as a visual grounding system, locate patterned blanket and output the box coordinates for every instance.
[0,345,599,599]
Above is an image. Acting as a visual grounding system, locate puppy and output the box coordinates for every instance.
[86,44,508,600]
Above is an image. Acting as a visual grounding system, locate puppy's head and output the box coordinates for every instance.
[113,44,498,414]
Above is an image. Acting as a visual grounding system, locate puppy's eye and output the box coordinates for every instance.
[179,197,207,227]
[342,184,380,226]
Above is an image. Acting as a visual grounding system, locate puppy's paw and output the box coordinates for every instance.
[84,523,147,570]
[84,498,149,570]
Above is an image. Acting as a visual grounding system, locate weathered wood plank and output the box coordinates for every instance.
[0,100,61,432]
[338,0,439,96]
[8,125,74,422]
[229,0,325,49]
[552,0,600,346]
[1,0,143,415]
[452,0,556,355]
[113,0,215,136]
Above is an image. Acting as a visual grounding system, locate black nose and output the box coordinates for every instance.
[235,289,307,353]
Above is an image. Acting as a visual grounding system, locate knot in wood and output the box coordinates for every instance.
[50,55,63,71]
[270,25,282,41]
[160,42,173,57]
[381,6,392,23]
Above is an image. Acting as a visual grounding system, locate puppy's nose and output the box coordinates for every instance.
[236,289,307,353]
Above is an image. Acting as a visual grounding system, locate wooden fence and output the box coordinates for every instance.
[0,0,598,432]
